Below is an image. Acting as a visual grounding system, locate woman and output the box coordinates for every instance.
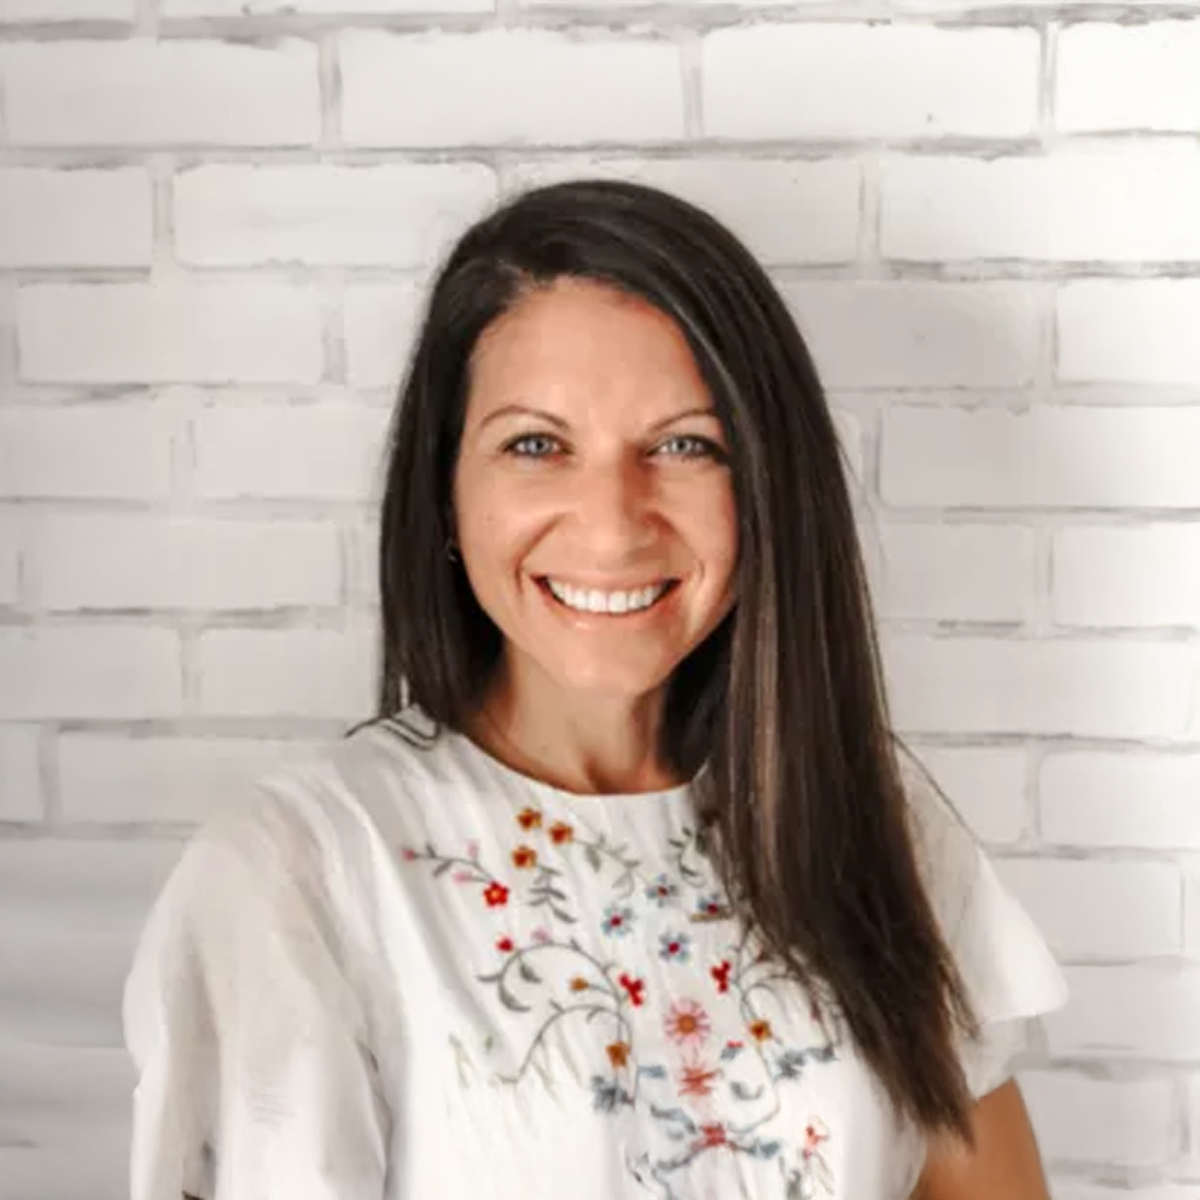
[124,180,1067,1200]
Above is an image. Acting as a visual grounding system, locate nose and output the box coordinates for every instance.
[569,456,657,560]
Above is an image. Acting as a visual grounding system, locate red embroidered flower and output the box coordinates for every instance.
[516,807,542,831]
[749,1018,773,1043]
[618,973,646,1007]
[549,821,574,845]
[803,1120,829,1159]
[606,1041,631,1070]
[496,935,515,953]
[664,998,712,1046]
[710,960,732,994]
[677,1061,720,1098]
[483,881,510,908]
[400,847,418,862]
[511,845,538,870]
[695,1123,728,1150]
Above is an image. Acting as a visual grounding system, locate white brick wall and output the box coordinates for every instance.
[1,2,1196,1196]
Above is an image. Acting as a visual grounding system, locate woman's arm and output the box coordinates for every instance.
[913,1080,1051,1200]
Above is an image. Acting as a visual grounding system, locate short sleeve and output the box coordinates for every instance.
[900,751,1069,1099]
[123,791,390,1200]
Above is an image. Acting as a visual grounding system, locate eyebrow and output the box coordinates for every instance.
[479,404,721,433]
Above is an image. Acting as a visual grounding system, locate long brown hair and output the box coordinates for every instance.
[365,179,978,1138]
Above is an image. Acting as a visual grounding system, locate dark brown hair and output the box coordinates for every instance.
[365,179,978,1138]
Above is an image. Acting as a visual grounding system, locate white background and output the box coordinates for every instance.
[0,0,1198,1197]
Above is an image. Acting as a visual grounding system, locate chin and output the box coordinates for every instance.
[544,654,680,701]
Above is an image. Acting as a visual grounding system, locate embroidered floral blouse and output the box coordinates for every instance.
[124,712,1067,1200]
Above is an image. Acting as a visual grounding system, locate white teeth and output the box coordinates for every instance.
[546,579,671,615]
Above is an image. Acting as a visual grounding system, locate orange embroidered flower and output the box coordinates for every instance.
[511,845,538,869]
[549,821,574,844]
[516,807,542,830]
[664,998,712,1046]
[749,1018,773,1043]
[483,881,510,908]
[677,1061,720,1098]
[569,976,590,992]
[606,1041,631,1069]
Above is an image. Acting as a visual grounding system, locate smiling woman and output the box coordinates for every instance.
[123,180,1066,1200]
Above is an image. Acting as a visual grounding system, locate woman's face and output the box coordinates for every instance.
[452,277,738,705]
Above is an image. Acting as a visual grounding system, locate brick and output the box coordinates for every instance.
[881,408,1200,510]
[0,627,183,719]
[0,0,132,17]
[1187,1075,1200,1168]
[0,168,153,268]
[1045,965,1200,1061]
[0,405,172,501]
[1058,282,1200,386]
[996,858,1183,961]
[57,732,319,824]
[1057,22,1200,133]
[0,839,178,937]
[167,0,486,10]
[346,516,381,610]
[37,515,341,612]
[340,29,685,148]
[505,157,861,266]
[0,1147,128,1200]
[18,283,324,385]
[1187,871,1200,961]
[907,746,1027,846]
[0,926,139,1046]
[1022,1073,1176,1167]
[175,162,497,268]
[0,39,320,147]
[0,1045,132,1166]
[1053,525,1200,629]
[343,283,426,389]
[0,515,19,605]
[703,25,1038,140]
[192,404,389,502]
[884,635,1197,739]
[0,724,41,822]
[1041,753,1200,852]
[832,408,863,482]
[881,144,1200,263]
[196,627,374,718]
[784,284,1039,389]
[874,522,1035,623]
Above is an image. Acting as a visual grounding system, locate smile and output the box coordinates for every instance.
[541,578,677,615]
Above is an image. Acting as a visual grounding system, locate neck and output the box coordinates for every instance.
[472,660,682,796]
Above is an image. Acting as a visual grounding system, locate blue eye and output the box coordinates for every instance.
[505,434,561,458]
[655,435,725,461]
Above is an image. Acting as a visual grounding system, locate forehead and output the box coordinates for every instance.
[466,278,711,419]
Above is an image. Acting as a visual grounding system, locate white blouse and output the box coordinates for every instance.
[124,712,1068,1200]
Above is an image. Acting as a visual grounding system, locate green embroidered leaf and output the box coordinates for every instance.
[518,959,542,985]
[496,979,532,1013]
[432,860,454,878]
[584,844,603,872]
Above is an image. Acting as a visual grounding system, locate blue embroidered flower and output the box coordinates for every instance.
[644,873,678,907]
[658,930,691,963]
[602,903,635,937]
[695,893,726,919]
